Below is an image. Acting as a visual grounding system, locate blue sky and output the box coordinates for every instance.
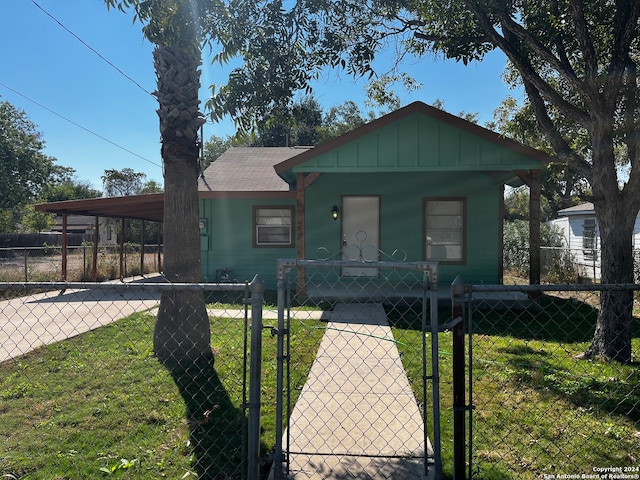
[0,0,522,191]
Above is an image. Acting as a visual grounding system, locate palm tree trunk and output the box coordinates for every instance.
[151,45,241,477]
[152,44,210,369]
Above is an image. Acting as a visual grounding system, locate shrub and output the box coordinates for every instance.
[504,220,581,283]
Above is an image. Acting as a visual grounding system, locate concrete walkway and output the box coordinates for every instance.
[0,277,162,363]
[280,302,432,479]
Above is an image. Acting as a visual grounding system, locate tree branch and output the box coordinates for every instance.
[466,5,592,127]
[607,0,640,107]
[522,76,592,182]
[567,0,599,85]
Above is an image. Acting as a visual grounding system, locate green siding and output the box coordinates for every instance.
[292,112,541,173]
[200,172,502,289]
[304,172,501,285]
[199,198,296,287]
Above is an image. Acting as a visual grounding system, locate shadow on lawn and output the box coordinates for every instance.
[385,295,640,426]
[500,349,640,422]
[170,360,247,480]
[388,294,640,343]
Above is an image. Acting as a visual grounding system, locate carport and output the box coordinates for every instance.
[35,193,164,281]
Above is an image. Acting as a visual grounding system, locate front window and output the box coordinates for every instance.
[254,206,294,247]
[424,198,465,263]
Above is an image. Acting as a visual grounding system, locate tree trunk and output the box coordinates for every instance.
[151,45,239,477]
[584,200,636,363]
[152,44,210,369]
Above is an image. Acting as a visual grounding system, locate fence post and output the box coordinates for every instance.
[451,276,466,479]
[23,247,28,282]
[273,271,287,480]
[248,275,264,480]
[430,269,443,480]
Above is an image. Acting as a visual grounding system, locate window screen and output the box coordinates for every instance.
[254,207,293,247]
[425,199,464,262]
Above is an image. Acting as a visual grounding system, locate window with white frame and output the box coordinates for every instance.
[254,206,294,247]
[424,198,465,263]
[583,218,597,260]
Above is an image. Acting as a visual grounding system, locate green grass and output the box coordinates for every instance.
[388,294,640,480]
[3,292,639,479]
[0,312,191,479]
[0,308,325,479]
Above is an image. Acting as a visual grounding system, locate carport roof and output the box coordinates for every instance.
[35,193,164,223]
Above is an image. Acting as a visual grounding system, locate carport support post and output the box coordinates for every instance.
[451,276,466,479]
[248,275,265,480]
[61,213,68,281]
[92,217,99,282]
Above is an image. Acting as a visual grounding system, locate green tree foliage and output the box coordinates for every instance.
[0,100,97,232]
[504,219,580,283]
[490,96,590,217]
[202,134,234,169]
[101,168,148,197]
[20,204,55,233]
[504,186,554,222]
[42,178,102,203]
[0,101,56,210]
[210,0,639,362]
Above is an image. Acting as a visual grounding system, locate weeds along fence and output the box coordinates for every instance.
[0,244,163,282]
[506,245,640,284]
[0,278,266,480]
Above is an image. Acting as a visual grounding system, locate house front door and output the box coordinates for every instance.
[341,195,380,276]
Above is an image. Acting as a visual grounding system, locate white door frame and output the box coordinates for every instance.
[341,195,380,277]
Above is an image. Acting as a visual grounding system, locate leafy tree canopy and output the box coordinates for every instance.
[101,168,157,197]
[0,101,60,210]
[0,100,100,232]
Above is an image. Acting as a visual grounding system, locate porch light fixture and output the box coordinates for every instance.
[331,205,339,221]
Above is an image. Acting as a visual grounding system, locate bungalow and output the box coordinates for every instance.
[549,202,640,280]
[198,101,551,288]
[36,102,552,288]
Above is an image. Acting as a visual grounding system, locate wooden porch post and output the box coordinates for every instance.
[296,172,306,294]
[515,169,541,285]
[92,216,99,281]
[61,213,68,281]
[119,218,125,280]
[498,185,505,284]
[529,170,541,285]
[157,223,162,274]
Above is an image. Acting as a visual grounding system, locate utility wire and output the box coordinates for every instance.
[31,0,154,97]
[0,81,162,169]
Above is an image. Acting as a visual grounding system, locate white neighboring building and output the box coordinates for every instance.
[549,202,640,281]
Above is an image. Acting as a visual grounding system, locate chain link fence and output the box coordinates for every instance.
[1,271,639,480]
[0,245,163,282]
[467,283,640,480]
[0,278,264,480]
[270,259,440,479]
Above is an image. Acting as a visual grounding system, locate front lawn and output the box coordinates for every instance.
[390,293,640,479]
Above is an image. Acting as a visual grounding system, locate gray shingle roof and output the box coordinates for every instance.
[198,147,311,192]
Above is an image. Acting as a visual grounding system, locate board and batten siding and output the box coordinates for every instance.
[289,112,540,175]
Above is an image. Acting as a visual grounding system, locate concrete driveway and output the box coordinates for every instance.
[0,277,162,363]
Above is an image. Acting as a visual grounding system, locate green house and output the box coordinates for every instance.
[198,101,550,289]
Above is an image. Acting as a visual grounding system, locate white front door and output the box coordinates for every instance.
[341,196,380,277]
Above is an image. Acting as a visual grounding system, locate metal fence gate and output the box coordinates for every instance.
[269,258,458,480]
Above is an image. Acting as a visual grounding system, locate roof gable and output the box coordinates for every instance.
[275,102,553,182]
